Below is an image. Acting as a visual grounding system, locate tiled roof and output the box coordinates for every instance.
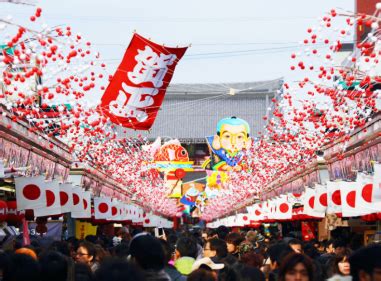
[116,78,283,141]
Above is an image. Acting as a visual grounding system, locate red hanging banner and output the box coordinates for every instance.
[100,33,188,130]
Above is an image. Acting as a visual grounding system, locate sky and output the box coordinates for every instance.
[1,0,354,85]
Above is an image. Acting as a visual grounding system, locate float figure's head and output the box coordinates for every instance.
[212,117,251,155]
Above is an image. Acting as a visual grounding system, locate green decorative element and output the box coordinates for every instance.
[0,44,15,56]
[338,80,360,89]
[50,104,72,111]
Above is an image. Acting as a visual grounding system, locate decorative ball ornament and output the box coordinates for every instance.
[174,169,186,179]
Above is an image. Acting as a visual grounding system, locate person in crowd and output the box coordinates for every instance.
[131,228,144,238]
[187,268,217,281]
[267,242,293,281]
[0,252,11,281]
[302,243,320,260]
[3,253,40,281]
[349,243,381,281]
[94,257,145,281]
[94,244,110,265]
[30,240,43,257]
[317,239,336,272]
[112,227,130,247]
[233,263,265,281]
[332,240,347,256]
[67,236,80,260]
[236,241,254,258]
[174,236,198,276]
[204,238,228,263]
[278,252,314,281]
[310,239,320,251]
[239,250,264,268]
[49,240,71,257]
[14,247,38,260]
[112,243,129,259]
[288,239,303,254]
[159,239,186,281]
[303,243,324,281]
[75,241,98,272]
[75,262,95,281]
[203,229,217,242]
[129,233,171,280]
[85,235,98,245]
[328,248,352,279]
[324,239,335,254]
[245,230,264,247]
[225,232,244,258]
[349,233,363,251]
[216,226,230,241]
[167,234,180,259]
[39,251,69,281]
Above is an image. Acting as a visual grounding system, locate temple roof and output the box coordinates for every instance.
[117,78,283,141]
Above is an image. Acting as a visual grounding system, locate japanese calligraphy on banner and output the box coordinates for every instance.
[100,33,188,130]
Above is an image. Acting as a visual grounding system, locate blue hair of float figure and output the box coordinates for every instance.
[216,116,250,136]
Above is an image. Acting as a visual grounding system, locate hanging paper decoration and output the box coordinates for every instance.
[71,187,91,218]
[327,181,343,215]
[357,170,381,214]
[94,197,112,220]
[15,176,47,211]
[99,33,188,130]
[59,183,74,214]
[34,180,61,217]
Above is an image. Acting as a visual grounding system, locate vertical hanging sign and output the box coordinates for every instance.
[100,33,188,130]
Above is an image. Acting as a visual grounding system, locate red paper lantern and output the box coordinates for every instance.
[0,201,7,222]
[6,201,25,223]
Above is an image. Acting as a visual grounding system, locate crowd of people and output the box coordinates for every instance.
[0,225,380,281]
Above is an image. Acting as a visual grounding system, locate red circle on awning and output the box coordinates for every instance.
[23,184,41,200]
[332,190,342,205]
[361,183,373,203]
[346,191,356,208]
[98,202,109,213]
[319,193,328,207]
[280,203,289,213]
[60,191,69,206]
[46,190,55,207]
[83,199,88,210]
[73,194,80,205]
[112,206,117,216]
[309,196,315,209]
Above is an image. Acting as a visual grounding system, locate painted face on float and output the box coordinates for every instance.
[219,124,248,154]
[212,117,252,155]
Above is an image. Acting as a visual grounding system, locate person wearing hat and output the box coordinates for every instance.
[191,257,225,272]
[349,244,381,281]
